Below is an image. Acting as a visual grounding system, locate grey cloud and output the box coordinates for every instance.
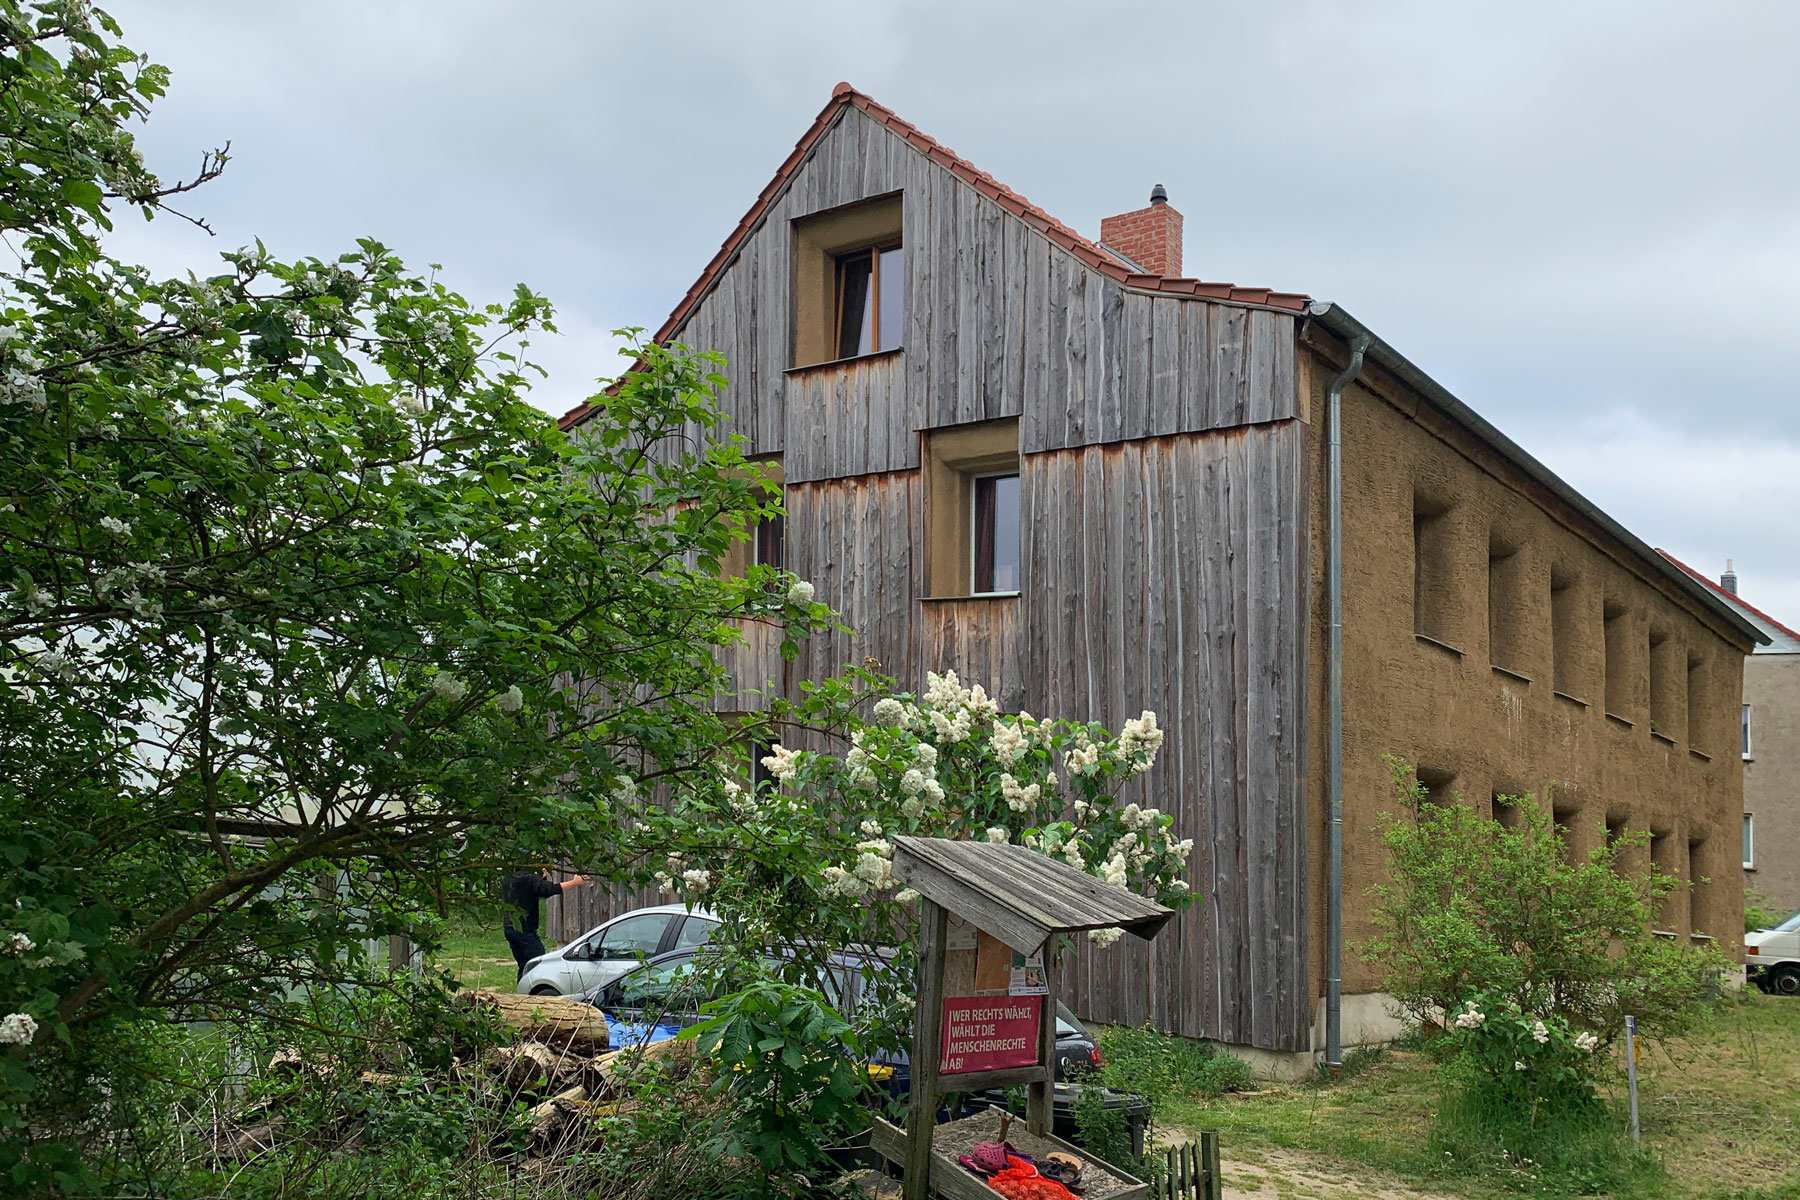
[104,0,1800,618]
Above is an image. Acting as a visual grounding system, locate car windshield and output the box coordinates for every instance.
[1773,909,1800,933]
[1055,1001,1085,1038]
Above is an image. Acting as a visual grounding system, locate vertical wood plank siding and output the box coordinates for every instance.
[563,104,1314,1050]
[660,106,1297,484]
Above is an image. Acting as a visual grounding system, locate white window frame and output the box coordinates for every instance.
[968,470,1022,598]
[1744,812,1755,870]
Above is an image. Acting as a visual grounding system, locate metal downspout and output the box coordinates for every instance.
[1322,319,1370,1070]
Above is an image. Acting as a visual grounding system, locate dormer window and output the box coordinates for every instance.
[791,194,903,368]
[835,244,903,358]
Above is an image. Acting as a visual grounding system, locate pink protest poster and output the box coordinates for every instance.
[938,995,1042,1075]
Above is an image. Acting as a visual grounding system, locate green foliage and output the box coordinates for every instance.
[1428,1043,1658,1196]
[1069,1083,1154,1182]
[1365,757,1726,1047]
[1095,1023,1251,1103]
[0,2,827,1188]
[1745,890,1783,934]
[685,971,867,1187]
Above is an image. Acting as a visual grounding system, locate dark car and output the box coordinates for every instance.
[578,946,1103,1082]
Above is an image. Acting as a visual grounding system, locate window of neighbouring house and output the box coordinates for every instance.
[791,194,903,368]
[971,472,1020,595]
[1744,813,1755,869]
[834,244,904,359]
[925,418,1021,598]
[1743,703,1753,759]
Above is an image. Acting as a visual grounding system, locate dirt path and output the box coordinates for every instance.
[1160,1137,1465,1200]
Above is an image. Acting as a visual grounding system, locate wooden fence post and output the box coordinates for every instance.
[1201,1130,1220,1200]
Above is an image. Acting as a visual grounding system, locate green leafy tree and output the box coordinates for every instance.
[0,3,822,1187]
[1365,757,1724,1046]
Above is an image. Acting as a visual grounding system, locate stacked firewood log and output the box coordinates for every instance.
[214,989,702,1164]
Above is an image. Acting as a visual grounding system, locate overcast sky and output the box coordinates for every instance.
[106,1,1800,626]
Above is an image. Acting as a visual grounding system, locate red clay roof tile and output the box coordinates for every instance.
[1658,551,1800,645]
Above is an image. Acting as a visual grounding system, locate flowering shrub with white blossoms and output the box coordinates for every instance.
[1442,991,1611,1119]
[636,665,1198,1063]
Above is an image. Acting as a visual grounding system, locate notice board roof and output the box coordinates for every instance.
[892,836,1174,953]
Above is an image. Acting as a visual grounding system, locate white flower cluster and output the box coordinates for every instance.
[495,684,524,714]
[655,853,711,894]
[786,579,815,605]
[824,837,897,898]
[1087,927,1123,948]
[872,697,905,726]
[0,1012,37,1046]
[984,827,1009,844]
[1,360,47,413]
[918,670,997,744]
[1064,729,1102,777]
[999,772,1041,813]
[98,516,131,538]
[5,932,35,956]
[1116,710,1164,772]
[612,775,639,804]
[1573,1031,1599,1053]
[431,673,467,702]
[1530,1019,1550,1045]
[9,583,51,616]
[760,743,800,785]
[1452,1004,1487,1030]
[1514,1059,1527,1071]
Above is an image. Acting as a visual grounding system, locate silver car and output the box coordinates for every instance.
[514,904,719,996]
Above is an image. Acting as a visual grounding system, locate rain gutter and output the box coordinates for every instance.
[1321,326,1369,1071]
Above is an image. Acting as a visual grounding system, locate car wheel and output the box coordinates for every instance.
[530,984,560,997]
[1771,965,1800,997]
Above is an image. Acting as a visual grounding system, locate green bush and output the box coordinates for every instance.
[1096,1023,1252,1101]
[1367,757,1726,1047]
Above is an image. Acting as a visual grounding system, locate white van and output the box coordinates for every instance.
[1746,909,1800,996]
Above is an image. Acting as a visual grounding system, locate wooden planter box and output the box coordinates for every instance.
[869,1111,1150,1200]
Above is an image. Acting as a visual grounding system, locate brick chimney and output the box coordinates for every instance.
[1100,184,1183,277]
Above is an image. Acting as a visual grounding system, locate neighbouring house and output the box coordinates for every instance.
[1662,555,1800,917]
[557,84,1766,1075]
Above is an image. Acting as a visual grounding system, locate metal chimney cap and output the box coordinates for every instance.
[1149,183,1169,206]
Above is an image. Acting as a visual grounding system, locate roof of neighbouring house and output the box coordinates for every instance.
[1659,551,1800,653]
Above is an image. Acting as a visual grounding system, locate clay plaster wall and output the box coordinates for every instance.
[1301,344,1750,1010]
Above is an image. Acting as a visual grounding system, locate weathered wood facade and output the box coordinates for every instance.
[563,92,1317,1052]
[558,84,1761,1061]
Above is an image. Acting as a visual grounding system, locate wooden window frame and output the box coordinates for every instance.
[969,470,1021,597]
[833,240,903,359]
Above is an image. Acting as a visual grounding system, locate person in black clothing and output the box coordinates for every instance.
[502,868,590,980]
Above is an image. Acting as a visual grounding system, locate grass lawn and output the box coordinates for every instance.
[431,920,561,993]
[1154,990,1799,1199]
